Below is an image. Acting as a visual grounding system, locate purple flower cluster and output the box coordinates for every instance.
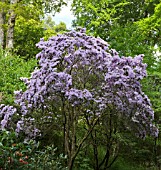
[16,117,40,139]
[0,28,158,138]
[65,88,93,106]
[0,104,17,129]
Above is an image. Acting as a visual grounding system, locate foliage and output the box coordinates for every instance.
[0,0,67,50]
[71,0,160,40]
[0,0,67,17]
[0,130,37,169]
[14,15,67,59]
[43,15,67,40]
[71,0,161,68]
[107,24,156,71]
[135,1,161,46]
[31,145,67,170]
[14,16,44,59]
[0,50,37,104]
[74,152,92,170]
[0,130,67,170]
[142,71,161,116]
[110,157,145,170]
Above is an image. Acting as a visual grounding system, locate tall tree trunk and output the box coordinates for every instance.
[6,0,19,49]
[68,117,99,170]
[0,0,5,49]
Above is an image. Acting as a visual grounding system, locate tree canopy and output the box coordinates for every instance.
[0,29,158,169]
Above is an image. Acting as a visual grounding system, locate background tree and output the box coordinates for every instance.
[0,49,37,104]
[0,0,6,48]
[0,0,67,50]
[13,16,44,59]
[14,15,67,59]
[43,15,67,40]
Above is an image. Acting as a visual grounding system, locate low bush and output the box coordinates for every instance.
[0,50,37,104]
[0,130,67,170]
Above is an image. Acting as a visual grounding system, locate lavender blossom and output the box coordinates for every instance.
[0,104,17,130]
[0,28,158,138]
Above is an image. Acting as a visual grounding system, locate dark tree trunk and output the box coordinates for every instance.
[92,131,99,170]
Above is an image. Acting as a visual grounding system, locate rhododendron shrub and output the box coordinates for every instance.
[0,28,158,169]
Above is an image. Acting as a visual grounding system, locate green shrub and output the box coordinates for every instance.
[14,16,44,59]
[0,51,37,104]
[110,157,147,170]
[0,130,36,169]
[0,130,67,170]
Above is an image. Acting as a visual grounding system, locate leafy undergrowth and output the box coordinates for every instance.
[0,130,67,170]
